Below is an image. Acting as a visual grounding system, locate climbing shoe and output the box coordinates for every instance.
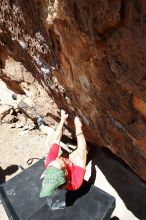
[36,116,44,127]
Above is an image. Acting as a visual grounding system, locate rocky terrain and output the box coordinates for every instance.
[0,0,146,182]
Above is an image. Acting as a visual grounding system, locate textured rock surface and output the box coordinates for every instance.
[0,0,146,180]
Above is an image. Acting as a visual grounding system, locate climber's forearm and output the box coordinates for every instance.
[52,119,65,145]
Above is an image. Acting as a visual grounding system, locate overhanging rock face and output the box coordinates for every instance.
[0,0,146,180]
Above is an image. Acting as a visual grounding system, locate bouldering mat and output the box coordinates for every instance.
[0,158,115,220]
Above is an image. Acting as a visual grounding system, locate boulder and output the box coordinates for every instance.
[0,105,13,123]
[0,0,146,180]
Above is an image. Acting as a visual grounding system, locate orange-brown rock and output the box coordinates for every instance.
[133,96,146,118]
[0,0,146,180]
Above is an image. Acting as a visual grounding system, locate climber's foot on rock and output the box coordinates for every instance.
[36,116,45,128]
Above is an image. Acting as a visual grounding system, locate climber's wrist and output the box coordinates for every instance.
[76,130,83,136]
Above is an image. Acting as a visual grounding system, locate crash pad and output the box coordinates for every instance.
[0,159,115,220]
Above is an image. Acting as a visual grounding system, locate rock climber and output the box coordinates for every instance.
[38,109,87,197]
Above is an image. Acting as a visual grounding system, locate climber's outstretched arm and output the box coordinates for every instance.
[75,117,87,168]
[52,110,68,145]
[69,117,87,168]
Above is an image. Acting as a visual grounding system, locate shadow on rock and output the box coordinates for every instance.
[0,165,19,185]
[87,145,146,220]
[65,180,91,206]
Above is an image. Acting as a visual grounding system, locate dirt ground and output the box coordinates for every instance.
[0,123,47,220]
